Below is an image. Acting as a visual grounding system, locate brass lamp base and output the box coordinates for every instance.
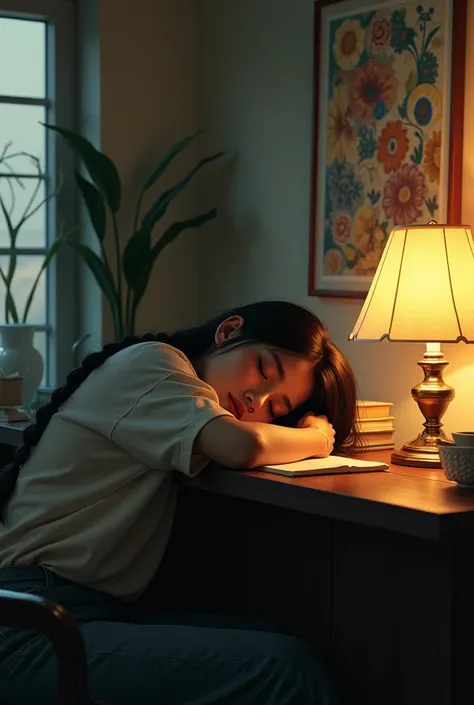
[391,436,451,468]
[390,347,454,469]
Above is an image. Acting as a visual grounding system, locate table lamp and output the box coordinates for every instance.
[349,222,474,468]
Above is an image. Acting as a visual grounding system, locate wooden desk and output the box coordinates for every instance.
[173,455,474,705]
[1,421,473,705]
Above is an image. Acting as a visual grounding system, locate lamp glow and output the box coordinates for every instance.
[349,223,474,468]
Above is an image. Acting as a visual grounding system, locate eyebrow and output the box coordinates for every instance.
[269,350,292,414]
[269,349,285,380]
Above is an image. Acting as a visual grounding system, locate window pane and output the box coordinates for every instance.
[0,18,46,98]
[0,105,46,174]
[0,177,46,248]
[0,255,46,324]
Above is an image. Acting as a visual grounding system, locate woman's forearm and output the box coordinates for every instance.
[196,416,328,469]
[247,421,328,467]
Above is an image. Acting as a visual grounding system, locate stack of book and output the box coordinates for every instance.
[356,400,395,451]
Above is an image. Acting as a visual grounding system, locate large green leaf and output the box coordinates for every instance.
[44,124,121,213]
[122,226,152,290]
[75,171,107,242]
[141,152,224,232]
[151,209,217,260]
[141,130,203,193]
[22,239,63,322]
[130,209,217,317]
[63,240,119,320]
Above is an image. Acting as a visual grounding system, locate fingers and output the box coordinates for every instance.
[297,414,336,455]
[297,412,315,428]
[319,430,335,456]
[297,413,327,427]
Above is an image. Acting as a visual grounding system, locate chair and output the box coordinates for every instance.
[0,588,102,705]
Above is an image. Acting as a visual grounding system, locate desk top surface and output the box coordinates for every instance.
[1,421,473,540]
[187,450,474,540]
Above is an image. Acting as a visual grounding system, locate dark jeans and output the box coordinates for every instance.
[0,566,339,705]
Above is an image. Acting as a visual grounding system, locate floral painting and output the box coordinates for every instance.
[309,0,466,296]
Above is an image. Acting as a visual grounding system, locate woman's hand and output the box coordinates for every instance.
[297,413,335,457]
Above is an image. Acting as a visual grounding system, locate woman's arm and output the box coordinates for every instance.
[196,415,334,469]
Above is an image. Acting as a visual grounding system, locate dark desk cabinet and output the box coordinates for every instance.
[173,464,474,705]
[1,421,473,705]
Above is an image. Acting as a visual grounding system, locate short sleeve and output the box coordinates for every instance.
[109,367,232,476]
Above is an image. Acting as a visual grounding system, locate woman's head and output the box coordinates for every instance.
[201,326,316,424]
[175,301,358,451]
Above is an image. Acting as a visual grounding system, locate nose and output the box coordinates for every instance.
[245,391,269,413]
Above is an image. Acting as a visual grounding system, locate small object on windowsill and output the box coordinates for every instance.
[0,406,30,422]
[0,371,23,407]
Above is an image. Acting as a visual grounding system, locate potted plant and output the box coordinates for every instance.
[0,143,62,407]
[46,125,224,340]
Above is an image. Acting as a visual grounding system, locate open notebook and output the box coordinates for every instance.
[259,455,389,477]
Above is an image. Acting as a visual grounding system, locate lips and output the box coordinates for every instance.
[228,393,245,420]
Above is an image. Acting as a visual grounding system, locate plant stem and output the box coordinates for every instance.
[113,305,123,343]
[132,192,143,238]
[125,287,132,336]
[99,240,109,270]
[125,192,145,336]
[0,267,18,323]
[20,175,41,224]
[131,295,137,337]
[111,212,123,339]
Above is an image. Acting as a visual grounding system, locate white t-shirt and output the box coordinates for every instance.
[0,342,231,600]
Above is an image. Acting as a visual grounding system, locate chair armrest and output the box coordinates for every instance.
[0,589,97,705]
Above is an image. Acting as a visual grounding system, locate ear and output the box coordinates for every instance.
[215,315,244,346]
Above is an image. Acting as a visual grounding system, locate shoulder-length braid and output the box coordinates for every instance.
[0,333,172,523]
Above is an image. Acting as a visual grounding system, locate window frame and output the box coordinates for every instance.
[0,0,78,387]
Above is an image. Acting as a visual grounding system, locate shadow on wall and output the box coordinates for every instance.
[198,150,273,310]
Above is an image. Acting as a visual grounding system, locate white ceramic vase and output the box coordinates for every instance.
[0,324,44,409]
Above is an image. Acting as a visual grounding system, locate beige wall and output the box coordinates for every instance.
[78,0,474,444]
[198,0,474,445]
[79,0,200,347]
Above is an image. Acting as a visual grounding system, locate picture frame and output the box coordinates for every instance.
[308,0,467,298]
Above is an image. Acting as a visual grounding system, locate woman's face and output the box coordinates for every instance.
[201,316,315,423]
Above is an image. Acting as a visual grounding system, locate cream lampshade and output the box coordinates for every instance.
[349,222,474,468]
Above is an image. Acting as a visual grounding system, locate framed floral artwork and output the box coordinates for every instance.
[308,0,467,297]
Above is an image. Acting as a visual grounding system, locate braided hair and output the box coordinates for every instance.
[0,300,359,524]
[0,333,172,523]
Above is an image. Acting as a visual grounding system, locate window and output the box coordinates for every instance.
[0,0,77,387]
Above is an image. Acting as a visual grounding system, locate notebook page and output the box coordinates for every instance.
[264,455,387,472]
